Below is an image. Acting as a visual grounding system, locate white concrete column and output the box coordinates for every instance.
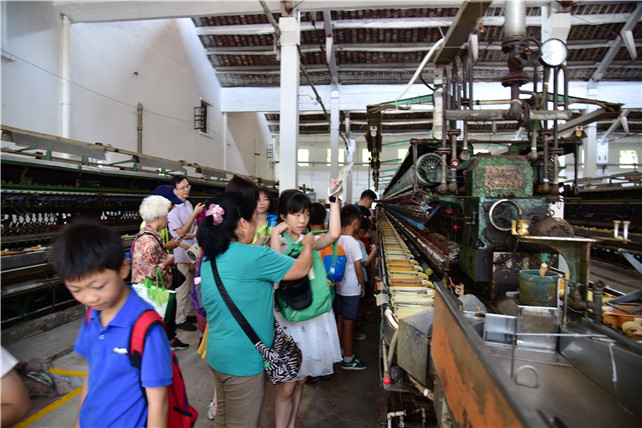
[345,138,355,203]
[330,89,340,180]
[60,14,71,138]
[222,112,228,171]
[541,3,570,42]
[278,15,300,192]
[583,86,598,179]
[432,67,444,141]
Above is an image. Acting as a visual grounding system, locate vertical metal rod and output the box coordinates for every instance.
[562,65,569,109]
[542,68,551,128]
[461,122,470,160]
[137,103,143,153]
[542,131,550,193]
[449,133,458,192]
[511,310,519,379]
[553,67,560,150]
[563,275,569,324]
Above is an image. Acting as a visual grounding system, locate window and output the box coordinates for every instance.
[362,149,370,163]
[194,99,211,134]
[398,148,408,160]
[326,149,344,164]
[619,149,638,169]
[298,149,310,166]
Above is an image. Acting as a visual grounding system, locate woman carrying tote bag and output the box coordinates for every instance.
[131,195,188,351]
[197,192,313,428]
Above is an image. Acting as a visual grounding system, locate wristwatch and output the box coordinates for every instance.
[328,195,340,203]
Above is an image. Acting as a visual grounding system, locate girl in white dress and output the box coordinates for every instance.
[269,184,343,428]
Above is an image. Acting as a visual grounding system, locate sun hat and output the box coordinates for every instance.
[153,184,184,205]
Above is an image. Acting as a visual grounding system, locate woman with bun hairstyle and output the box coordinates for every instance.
[197,192,314,428]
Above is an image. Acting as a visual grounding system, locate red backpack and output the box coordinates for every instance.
[84,308,198,427]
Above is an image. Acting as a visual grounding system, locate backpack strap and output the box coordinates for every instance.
[314,230,339,267]
[128,309,165,369]
[132,231,165,254]
[282,232,302,256]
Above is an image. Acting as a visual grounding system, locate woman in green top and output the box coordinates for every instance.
[253,187,278,245]
[197,192,314,428]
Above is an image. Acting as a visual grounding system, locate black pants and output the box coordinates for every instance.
[166,301,177,340]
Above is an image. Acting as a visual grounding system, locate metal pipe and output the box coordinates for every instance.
[384,307,399,330]
[622,221,630,240]
[381,336,390,381]
[448,132,458,192]
[445,108,571,121]
[542,67,551,125]
[60,14,71,139]
[542,131,550,193]
[137,103,143,153]
[563,273,570,323]
[592,280,604,323]
[527,123,538,160]
[386,329,399,371]
[562,65,569,109]
[504,0,526,38]
[461,122,470,161]
[613,220,621,238]
[394,38,445,102]
[553,67,560,150]
[387,411,406,428]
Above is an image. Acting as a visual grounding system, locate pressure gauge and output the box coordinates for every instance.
[539,38,568,68]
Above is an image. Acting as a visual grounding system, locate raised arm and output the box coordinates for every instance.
[315,179,342,249]
[172,203,205,237]
[269,222,289,252]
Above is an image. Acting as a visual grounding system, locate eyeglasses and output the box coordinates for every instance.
[176,184,191,191]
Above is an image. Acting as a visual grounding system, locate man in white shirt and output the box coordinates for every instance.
[167,175,205,331]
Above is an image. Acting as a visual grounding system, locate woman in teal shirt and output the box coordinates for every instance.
[197,192,314,428]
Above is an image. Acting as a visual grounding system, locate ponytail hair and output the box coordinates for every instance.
[197,192,256,258]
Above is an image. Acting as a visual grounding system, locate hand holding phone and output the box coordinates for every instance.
[328,162,354,197]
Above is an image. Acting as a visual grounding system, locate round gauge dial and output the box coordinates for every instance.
[540,38,568,67]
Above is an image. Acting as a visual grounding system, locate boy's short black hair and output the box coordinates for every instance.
[359,217,371,231]
[340,204,362,227]
[360,189,377,201]
[52,222,125,280]
[358,205,371,219]
[309,202,327,226]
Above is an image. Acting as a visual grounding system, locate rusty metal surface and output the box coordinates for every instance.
[484,166,523,190]
[432,282,542,427]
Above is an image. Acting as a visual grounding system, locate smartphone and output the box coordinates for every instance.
[329,162,354,196]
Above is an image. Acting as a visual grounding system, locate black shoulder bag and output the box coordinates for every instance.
[209,257,302,385]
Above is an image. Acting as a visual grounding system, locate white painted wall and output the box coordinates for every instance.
[1,1,62,134]
[226,112,276,180]
[1,2,273,178]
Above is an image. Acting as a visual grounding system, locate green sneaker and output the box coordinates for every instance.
[341,355,367,370]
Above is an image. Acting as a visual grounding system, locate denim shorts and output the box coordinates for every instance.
[334,294,361,321]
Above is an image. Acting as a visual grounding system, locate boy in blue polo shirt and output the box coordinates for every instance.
[53,223,172,427]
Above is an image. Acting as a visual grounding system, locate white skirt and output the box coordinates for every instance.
[274,310,342,380]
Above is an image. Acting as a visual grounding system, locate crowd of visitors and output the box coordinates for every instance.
[48,174,378,427]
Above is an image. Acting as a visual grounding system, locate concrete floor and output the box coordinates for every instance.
[6,301,387,428]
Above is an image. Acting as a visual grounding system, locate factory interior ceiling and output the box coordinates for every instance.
[55,1,642,143]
